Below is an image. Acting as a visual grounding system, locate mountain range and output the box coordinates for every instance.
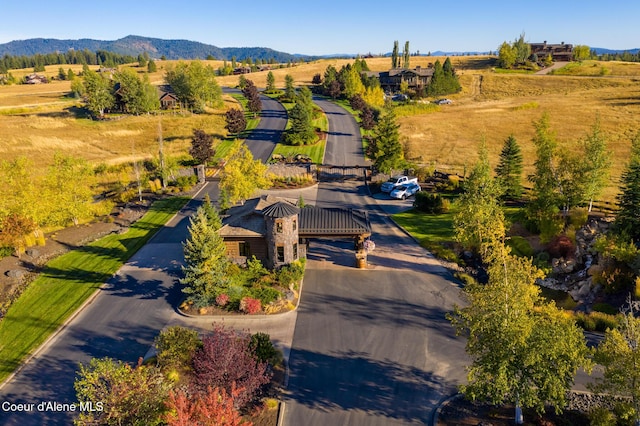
[0,35,637,60]
[0,35,317,62]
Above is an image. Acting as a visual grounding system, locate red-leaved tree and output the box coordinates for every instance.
[190,325,271,409]
[166,385,252,426]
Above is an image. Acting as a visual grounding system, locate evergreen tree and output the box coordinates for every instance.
[495,135,524,200]
[180,206,230,306]
[427,60,445,96]
[265,71,276,93]
[147,59,157,73]
[615,133,640,240]
[284,74,295,101]
[442,57,461,93]
[372,105,404,173]
[285,88,316,146]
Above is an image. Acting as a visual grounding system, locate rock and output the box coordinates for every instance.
[6,269,25,280]
[25,248,40,258]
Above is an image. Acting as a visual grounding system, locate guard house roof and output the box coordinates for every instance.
[298,207,371,238]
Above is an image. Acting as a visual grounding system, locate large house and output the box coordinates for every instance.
[529,41,574,62]
[364,66,434,93]
[219,195,372,269]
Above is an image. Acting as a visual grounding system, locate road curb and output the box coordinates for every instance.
[430,392,462,426]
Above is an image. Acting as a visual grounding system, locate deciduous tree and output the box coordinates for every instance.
[391,40,399,68]
[74,357,170,426]
[44,153,95,226]
[591,297,640,425]
[449,244,591,424]
[189,129,216,164]
[225,108,247,136]
[155,326,202,372]
[219,144,271,208]
[190,325,271,409]
[166,386,251,426]
[403,41,410,69]
[82,68,114,118]
[165,61,223,112]
[581,119,611,212]
[454,142,505,259]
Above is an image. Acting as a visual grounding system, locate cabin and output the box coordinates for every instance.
[24,74,48,84]
[529,41,574,62]
[219,195,372,269]
[364,66,434,93]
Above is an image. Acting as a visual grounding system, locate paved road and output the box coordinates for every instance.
[314,96,370,167]
[283,181,468,425]
[223,87,287,163]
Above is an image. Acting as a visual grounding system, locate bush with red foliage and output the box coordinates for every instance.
[216,293,230,307]
[239,297,261,314]
[546,235,576,260]
[190,325,271,409]
[166,385,252,426]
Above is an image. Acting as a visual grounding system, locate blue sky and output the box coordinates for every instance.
[1,1,638,55]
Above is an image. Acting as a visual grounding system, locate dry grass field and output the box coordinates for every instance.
[2,57,640,201]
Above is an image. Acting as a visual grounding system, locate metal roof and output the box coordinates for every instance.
[261,201,300,218]
[299,207,371,237]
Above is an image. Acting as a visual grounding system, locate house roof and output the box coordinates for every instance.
[218,195,297,238]
[261,201,300,218]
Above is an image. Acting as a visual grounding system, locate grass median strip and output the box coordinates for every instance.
[0,196,189,383]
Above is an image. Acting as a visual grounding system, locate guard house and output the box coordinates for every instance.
[219,195,372,269]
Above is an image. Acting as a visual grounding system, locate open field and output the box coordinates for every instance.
[2,57,640,201]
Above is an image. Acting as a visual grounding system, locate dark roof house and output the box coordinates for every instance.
[529,41,574,62]
[365,66,434,93]
[219,195,372,269]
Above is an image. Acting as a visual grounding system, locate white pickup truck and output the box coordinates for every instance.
[381,175,418,193]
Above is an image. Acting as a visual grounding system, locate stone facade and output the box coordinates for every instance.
[265,214,299,269]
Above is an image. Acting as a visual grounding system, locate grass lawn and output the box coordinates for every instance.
[269,95,327,164]
[0,196,189,383]
[392,206,459,262]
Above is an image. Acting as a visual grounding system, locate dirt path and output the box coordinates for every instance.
[535,61,569,75]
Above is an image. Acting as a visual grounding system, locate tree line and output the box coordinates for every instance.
[0,49,138,73]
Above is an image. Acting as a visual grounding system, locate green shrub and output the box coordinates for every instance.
[276,259,305,287]
[589,407,617,426]
[250,286,281,305]
[507,235,534,257]
[454,272,476,287]
[539,216,564,244]
[155,326,202,371]
[569,207,589,229]
[175,175,197,191]
[249,332,282,367]
[414,192,449,214]
[574,311,619,332]
[592,303,618,315]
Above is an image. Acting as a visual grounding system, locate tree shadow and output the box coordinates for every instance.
[286,348,455,424]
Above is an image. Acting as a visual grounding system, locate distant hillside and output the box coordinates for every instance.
[0,35,313,62]
[592,47,640,55]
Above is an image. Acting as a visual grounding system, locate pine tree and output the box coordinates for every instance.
[180,207,230,306]
[372,105,403,173]
[495,135,524,200]
[615,133,640,240]
[265,71,276,93]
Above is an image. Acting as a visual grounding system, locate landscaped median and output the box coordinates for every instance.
[0,196,190,384]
